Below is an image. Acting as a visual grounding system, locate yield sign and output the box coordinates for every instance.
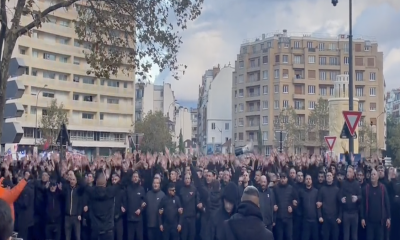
[324,136,337,151]
[342,111,362,136]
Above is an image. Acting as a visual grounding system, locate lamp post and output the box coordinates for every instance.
[34,84,48,145]
[332,0,354,153]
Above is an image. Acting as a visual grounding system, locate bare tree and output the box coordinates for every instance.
[273,107,301,152]
[308,98,330,151]
[40,99,68,147]
[358,120,377,157]
[0,0,203,143]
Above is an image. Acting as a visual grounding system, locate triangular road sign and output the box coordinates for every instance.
[342,111,362,136]
[340,123,357,139]
[324,136,337,151]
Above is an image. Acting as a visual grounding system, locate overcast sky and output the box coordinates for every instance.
[149,0,400,107]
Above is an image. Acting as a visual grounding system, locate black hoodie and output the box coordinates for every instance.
[219,201,274,240]
[212,182,240,240]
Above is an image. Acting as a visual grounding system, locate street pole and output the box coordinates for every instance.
[348,0,354,154]
[279,130,283,153]
[34,84,47,145]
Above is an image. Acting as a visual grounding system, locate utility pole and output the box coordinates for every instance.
[332,0,354,154]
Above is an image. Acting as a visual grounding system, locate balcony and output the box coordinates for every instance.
[292,61,305,69]
[247,92,261,98]
[247,106,261,112]
[247,121,260,127]
[293,76,305,83]
[292,93,306,99]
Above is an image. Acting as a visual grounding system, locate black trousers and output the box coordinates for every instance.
[65,215,81,240]
[322,218,339,240]
[18,226,33,240]
[181,217,196,240]
[275,218,293,240]
[148,227,161,240]
[91,230,114,240]
[343,212,358,240]
[162,226,180,240]
[366,222,384,240]
[114,219,123,240]
[82,226,91,240]
[127,221,144,240]
[302,221,319,240]
[293,215,302,240]
[45,223,61,240]
[32,218,45,240]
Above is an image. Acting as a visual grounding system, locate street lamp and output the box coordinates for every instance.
[34,84,48,145]
[332,0,354,153]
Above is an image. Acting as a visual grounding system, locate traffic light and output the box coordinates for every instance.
[1,58,26,144]
[332,0,338,6]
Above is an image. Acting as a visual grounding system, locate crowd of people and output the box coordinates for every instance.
[0,145,399,240]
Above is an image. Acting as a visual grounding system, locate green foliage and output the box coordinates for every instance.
[135,111,173,153]
[178,129,184,153]
[40,99,69,147]
[308,98,330,148]
[386,115,400,166]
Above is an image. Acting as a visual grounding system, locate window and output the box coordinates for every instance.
[282,85,289,93]
[73,58,80,65]
[275,55,280,63]
[59,74,67,81]
[263,86,268,94]
[59,56,68,63]
[294,41,300,49]
[308,85,315,94]
[329,57,339,65]
[42,92,54,98]
[319,57,326,65]
[43,53,56,61]
[238,75,244,83]
[108,80,119,87]
[358,102,364,112]
[369,87,376,96]
[294,56,301,64]
[43,71,56,79]
[344,57,349,65]
[308,101,315,109]
[370,103,376,111]
[265,146,271,156]
[225,123,229,130]
[42,109,47,116]
[343,43,349,52]
[308,56,315,63]
[262,100,268,109]
[307,41,313,48]
[100,113,104,120]
[32,51,38,58]
[263,132,268,141]
[274,69,279,79]
[282,100,289,109]
[249,58,259,67]
[356,71,363,81]
[262,56,268,64]
[238,118,244,126]
[282,69,289,78]
[319,71,326,80]
[238,89,244,97]
[211,123,215,129]
[364,46,370,51]
[356,87,364,97]
[238,103,244,112]
[239,61,244,68]
[83,95,93,102]
[82,113,94,119]
[107,98,119,104]
[274,100,279,109]
[262,70,268,79]
[73,94,79,100]
[83,77,94,84]
[263,116,268,125]
[320,87,327,96]
[329,87,334,96]
[282,55,288,63]
[318,42,325,50]
[370,72,376,81]
[274,85,279,93]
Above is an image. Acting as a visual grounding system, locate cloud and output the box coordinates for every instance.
[147,0,400,103]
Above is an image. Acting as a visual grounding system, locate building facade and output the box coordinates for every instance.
[386,89,400,121]
[190,108,198,143]
[197,65,234,154]
[135,83,176,122]
[175,107,192,144]
[232,30,386,155]
[12,1,134,157]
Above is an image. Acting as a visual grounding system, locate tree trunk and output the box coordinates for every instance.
[0,33,19,142]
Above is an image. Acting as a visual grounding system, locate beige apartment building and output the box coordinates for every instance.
[232,30,386,156]
[10,1,134,157]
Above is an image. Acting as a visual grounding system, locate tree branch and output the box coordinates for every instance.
[16,0,78,36]
[0,0,8,60]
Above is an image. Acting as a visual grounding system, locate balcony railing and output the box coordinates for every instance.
[247,106,260,112]
[248,92,260,97]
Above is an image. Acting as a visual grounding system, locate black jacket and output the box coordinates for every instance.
[44,189,63,224]
[14,183,35,230]
[340,178,361,214]
[87,184,122,232]
[259,187,276,226]
[122,183,145,222]
[158,195,183,227]
[298,187,321,221]
[218,201,274,240]
[318,183,342,220]
[179,184,200,218]
[274,183,297,219]
[145,189,165,228]
[61,184,84,216]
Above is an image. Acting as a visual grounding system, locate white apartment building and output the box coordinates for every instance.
[197,65,234,154]
[386,89,400,119]
[11,1,135,157]
[135,83,176,122]
[175,107,192,143]
[190,108,198,143]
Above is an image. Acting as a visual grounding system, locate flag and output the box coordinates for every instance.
[43,138,50,150]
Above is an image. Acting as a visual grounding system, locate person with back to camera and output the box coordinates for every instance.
[0,198,14,240]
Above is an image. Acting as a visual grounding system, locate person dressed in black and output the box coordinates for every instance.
[180,173,201,240]
[298,174,320,240]
[111,174,124,240]
[259,175,277,231]
[14,174,35,240]
[145,177,165,240]
[274,172,297,240]
[360,169,391,240]
[158,183,183,240]
[219,186,274,240]
[44,179,63,240]
[318,171,342,240]
[0,199,14,240]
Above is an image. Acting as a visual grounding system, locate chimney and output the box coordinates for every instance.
[283,29,287,36]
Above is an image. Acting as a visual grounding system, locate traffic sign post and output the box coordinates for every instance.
[274,130,287,153]
[324,136,337,151]
[1,58,27,145]
[342,111,362,136]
